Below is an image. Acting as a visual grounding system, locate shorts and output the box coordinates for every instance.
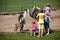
[38,24,44,30]
[32,28,36,32]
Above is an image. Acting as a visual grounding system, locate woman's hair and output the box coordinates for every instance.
[46,3,50,7]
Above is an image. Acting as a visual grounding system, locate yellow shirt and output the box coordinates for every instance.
[37,13,44,24]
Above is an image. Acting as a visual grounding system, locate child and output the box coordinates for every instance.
[36,9,48,37]
[30,21,37,36]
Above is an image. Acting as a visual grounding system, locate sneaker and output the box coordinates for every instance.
[46,33,49,35]
[34,35,36,36]
[37,35,40,37]
[30,34,32,36]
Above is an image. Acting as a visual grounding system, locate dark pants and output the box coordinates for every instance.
[44,17,50,30]
[20,24,24,31]
[20,19,25,31]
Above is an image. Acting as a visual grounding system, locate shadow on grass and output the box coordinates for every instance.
[0,33,8,40]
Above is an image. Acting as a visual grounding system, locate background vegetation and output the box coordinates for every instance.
[0,0,60,12]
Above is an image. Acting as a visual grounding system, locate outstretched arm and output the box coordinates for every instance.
[36,14,38,18]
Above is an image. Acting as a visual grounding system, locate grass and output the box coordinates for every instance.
[0,31,60,40]
[0,0,60,12]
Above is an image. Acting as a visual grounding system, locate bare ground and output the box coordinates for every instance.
[0,9,60,32]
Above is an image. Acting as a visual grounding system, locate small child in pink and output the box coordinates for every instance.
[30,21,37,36]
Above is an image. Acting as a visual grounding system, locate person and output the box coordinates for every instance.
[45,3,51,21]
[43,3,51,35]
[46,3,51,35]
[43,5,47,13]
[43,3,51,16]
[36,9,48,37]
[30,21,37,36]
[32,2,36,12]
[31,2,40,19]
[18,13,25,31]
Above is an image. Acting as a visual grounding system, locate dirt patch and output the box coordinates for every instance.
[0,9,60,32]
[50,9,60,31]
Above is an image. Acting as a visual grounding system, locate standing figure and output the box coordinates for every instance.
[18,13,25,31]
[43,3,51,35]
[31,2,40,19]
[36,9,48,37]
[30,21,37,36]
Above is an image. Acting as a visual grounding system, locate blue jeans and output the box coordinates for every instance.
[44,17,50,29]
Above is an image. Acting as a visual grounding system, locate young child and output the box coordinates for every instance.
[36,9,48,37]
[30,21,37,36]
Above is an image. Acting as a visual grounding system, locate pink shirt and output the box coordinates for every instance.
[32,24,37,29]
[45,10,50,16]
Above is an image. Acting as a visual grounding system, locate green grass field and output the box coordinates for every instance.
[0,31,60,40]
[0,0,60,12]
